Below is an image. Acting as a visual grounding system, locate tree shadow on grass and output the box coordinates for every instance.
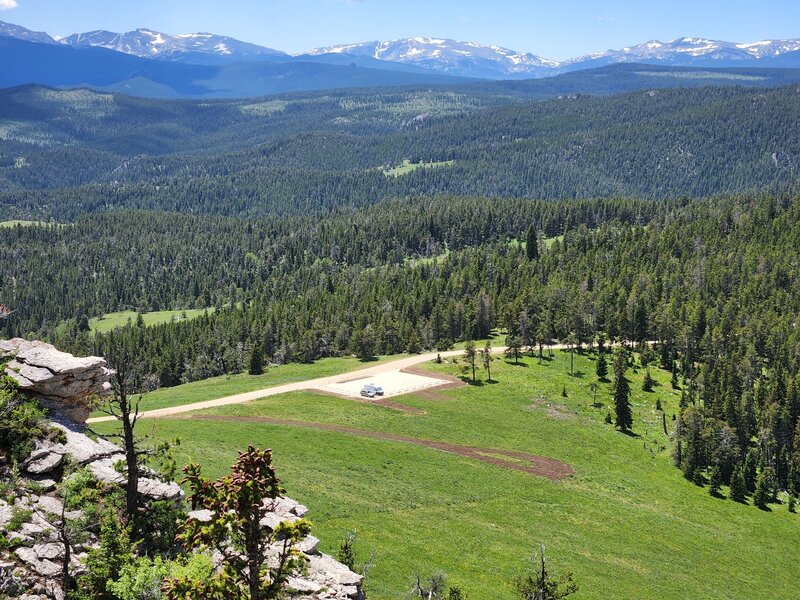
[504,361,528,367]
[619,428,642,439]
[570,370,585,379]
[458,376,485,387]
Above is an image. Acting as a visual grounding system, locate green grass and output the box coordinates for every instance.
[404,248,450,268]
[88,309,214,333]
[95,353,404,414]
[0,220,50,228]
[95,351,800,599]
[383,159,455,177]
[509,235,564,251]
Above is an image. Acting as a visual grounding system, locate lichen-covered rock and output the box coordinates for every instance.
[1,338,111,424]
[14,547,61,577]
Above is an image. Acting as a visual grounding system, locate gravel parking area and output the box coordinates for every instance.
[315,371,449,399]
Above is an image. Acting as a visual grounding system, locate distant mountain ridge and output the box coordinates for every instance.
[60,28,288,65]
[309,36,800,78]
[305,37,559,79]
[0,19,799,95]
[2,20,799,78]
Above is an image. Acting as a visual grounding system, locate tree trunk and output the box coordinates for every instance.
[246,515,262,600]
[59,515,70,593]
[121,400,139,533]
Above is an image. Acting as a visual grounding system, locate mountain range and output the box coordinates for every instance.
[0,19,799,98]
[309,36,800,78]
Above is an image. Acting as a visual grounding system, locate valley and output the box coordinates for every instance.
[90,350,800,599]
[0,6,799,598]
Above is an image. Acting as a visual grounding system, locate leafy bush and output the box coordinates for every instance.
[107,554,214,600]
[0,372,47,464]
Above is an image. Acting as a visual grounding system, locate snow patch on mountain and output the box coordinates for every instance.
[306,37,559,78]
[58,27,286,63]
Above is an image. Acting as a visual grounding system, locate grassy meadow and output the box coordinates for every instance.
[88,309,214,333]
[93,350,800,599]
[383,159,455,177]
[0,220,52,227]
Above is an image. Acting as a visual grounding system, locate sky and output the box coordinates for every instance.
[1,0,798,59]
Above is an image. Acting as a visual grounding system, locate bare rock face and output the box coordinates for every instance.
[1,338,112,424]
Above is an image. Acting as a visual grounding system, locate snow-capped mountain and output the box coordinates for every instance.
[564,37,800,69]
[59,28,287,64]
[305,37,559,79]
[1,19,799,80]
[306,35,800,78]
[0,20,56,45]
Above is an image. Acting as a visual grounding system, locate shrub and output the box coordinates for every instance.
[107,554,214,600]
[0,373,47,464]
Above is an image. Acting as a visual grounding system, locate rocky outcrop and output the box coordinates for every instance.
[190,496,363,600]
[19,418,184,502]
[0,342,363,600]
[1,338,112,424]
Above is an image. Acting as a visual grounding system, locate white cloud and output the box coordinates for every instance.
[0,0,18,10]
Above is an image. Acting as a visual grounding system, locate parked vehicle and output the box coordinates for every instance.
[360,384,377,398]
[372,384,384,396]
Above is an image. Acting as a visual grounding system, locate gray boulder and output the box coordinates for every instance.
[1,338,111,424]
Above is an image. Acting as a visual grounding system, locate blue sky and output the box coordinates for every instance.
[1,0,797,59]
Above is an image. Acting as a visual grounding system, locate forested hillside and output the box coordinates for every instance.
[1,82,799,219]
[2,75,800,531]
[4,191,800,507]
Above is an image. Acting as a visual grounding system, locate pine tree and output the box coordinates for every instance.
[642,370,655,392]
[514,545,577,600]
[505,334,523,366]
[447,588,465,600]
[709,466,723,497]
[730,465,747,503]
[525,225,539,261]
[596,353,608,380]
[612,349,632,431]
[481,341,493,382]
[165,447,310,600]
[754,471,770,509]
[337,531,357,571]
[744,449,758,493]
[248,345,264,376]
[464,340,477,382]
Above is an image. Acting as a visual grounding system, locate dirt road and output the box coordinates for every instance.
[87,344,581,423]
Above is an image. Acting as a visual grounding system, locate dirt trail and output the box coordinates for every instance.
[87,346,514,423]
[87,342,635,423]
[171,414,574,480]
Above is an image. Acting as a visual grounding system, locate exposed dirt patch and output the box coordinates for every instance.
[528,395,575,420]
[400,365,465,401]
[173,414,574,480]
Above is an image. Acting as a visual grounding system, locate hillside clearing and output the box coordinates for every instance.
[383,159,455,177]
[92,350,800,599]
